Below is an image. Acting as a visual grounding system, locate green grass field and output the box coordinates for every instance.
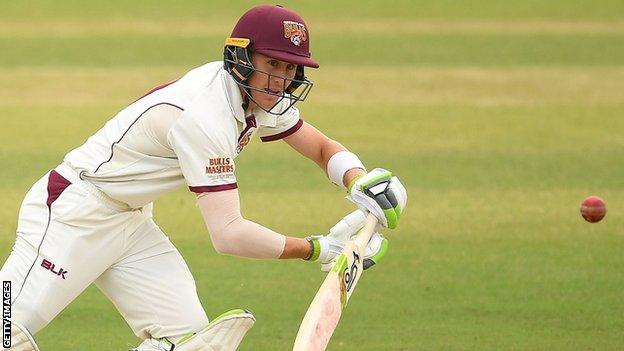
[1,1,623,349]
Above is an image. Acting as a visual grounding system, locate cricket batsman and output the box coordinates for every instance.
[0,5,407,350]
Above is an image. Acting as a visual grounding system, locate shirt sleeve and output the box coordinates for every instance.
[168,111,238,194]
[257,104,303,142]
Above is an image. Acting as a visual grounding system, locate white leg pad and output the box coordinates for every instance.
[132,338,171,351]
[132,309,255,351]
[177,309,255,351]
[7,321,40,351]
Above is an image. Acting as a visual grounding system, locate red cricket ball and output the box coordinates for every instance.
[580,196,607,223]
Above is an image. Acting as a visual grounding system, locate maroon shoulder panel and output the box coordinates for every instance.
[47,170,72,208]
[136,79,179,101]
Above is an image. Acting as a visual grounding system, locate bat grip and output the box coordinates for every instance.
[353,213,378,250]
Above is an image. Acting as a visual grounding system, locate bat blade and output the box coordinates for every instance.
[293,214,377,351]
[292,270,343,351]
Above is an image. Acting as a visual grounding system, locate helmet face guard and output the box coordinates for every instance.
[223,38,314,115]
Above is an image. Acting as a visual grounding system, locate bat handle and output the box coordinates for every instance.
[354,213,378,250]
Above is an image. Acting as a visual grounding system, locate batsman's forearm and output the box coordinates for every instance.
[209,217,287,258]
[280,237,312,259]
[210,218,310,260]
[283,122,364,187]
[318,139,347,172]
[320,141,369,188]
[284,121,346,172]
[198,190,286,259]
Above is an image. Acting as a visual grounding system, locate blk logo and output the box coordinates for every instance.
[41,259,68,280]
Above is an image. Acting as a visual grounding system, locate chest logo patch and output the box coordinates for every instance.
[236,128,255,154]
[236,116,257,154]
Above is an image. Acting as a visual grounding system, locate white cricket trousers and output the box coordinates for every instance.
[0,163,209,340]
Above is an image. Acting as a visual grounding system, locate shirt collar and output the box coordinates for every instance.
[253,106,278,128]
[220,69,246,123]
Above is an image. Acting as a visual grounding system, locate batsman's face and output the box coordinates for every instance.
[248,53,297,110]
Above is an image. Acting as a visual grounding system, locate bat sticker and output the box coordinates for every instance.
[343,251,360,293]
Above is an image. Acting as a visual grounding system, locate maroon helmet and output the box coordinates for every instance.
[223,5,318,115]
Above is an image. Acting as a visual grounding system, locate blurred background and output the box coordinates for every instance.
[1,1,623,349]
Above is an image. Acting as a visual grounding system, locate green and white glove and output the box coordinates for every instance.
[306,210,388,272]
[347,168,407,229]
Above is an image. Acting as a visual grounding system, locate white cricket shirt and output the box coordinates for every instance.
[64,61,302,208]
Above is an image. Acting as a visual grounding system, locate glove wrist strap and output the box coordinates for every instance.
[303,236,320,261]
[347,174,364,193]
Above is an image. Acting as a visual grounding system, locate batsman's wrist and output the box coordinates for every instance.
[347,174,364,193]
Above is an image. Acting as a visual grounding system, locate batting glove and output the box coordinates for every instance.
[347,168,407,229]
[306,210,388,272]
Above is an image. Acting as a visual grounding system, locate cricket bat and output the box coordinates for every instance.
[292,213,378,351]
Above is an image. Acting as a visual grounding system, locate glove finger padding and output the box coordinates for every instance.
[320,232,388,272]
[310,210,367,264]
[362,232,388,270]
[348,168,407,229]
[383,176,407,227]
[327,209,367,241]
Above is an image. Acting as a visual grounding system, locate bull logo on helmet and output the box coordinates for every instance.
[283,21,307,47]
